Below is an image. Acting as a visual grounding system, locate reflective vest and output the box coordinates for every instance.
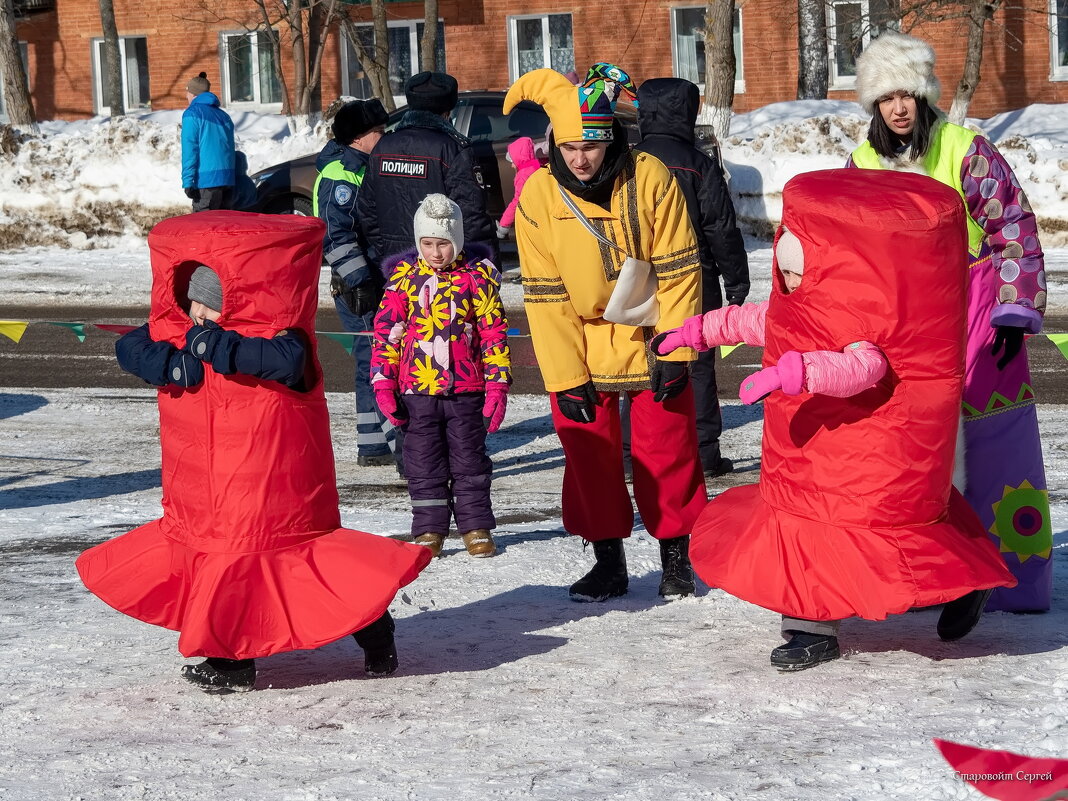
[311,160,363,217]
[852,121,986,257]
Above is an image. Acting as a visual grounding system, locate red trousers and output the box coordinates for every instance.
[549,387,707,541]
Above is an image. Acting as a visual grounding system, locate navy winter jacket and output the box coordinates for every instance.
[313,140,379,289]
[181,93,236,190]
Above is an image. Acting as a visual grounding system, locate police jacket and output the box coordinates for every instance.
[358,110,496,262]
[634,78,749,310]
[313,140,378,288]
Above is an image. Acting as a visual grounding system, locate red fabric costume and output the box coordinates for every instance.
[77,212,431,660]
[690,169,1015,621]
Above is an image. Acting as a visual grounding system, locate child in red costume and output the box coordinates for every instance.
[76,212,431,693]
[653,169,1016,670]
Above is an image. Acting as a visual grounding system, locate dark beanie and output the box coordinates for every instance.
[187,265,223,311]
[332,99,389,145]
[186,72,210,95]
[404,71,458,114]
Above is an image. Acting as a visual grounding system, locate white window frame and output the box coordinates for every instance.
[340,19,446,108]
[506,13,575,83]
[669,6,745,95]
[219,29,283,112]
[827,0,898,89]
[90,36,150,116]
[0,42,30,122]
[1052,0,1068,80]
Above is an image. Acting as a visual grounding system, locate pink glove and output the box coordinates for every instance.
[738,351,804,404]
[649,315,708,356]
[483,383,509,433]
[374,386,407,427]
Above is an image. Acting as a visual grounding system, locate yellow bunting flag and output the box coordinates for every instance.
[719,343,743,360]
[0,321,30,343]
[47,322,87,342]
[318,331,357,356]
[1047,333,1068,362]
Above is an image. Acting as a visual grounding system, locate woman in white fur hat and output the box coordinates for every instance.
[849,32,1052,615]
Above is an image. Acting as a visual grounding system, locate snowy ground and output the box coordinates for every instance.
[1,244,1066,800]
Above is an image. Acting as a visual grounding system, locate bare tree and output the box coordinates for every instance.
[797,0,829,99]
[0,0,34,129]
[339,0,394,111]
[420,0,439,72]
[701,0,736,143]
[98,0,125,116]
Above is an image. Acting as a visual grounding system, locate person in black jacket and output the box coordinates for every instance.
[358,71,497,263]
[634,77,750,479]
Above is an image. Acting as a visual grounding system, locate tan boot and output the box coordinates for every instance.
[413,532,446,558]
[461,529,496,558]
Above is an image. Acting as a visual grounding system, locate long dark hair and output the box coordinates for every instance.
[866,96,940,161]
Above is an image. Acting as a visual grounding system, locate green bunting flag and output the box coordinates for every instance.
[47,322,87,342]
[318,331,357,355]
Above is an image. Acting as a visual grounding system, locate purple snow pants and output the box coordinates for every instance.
[400,393,495,536]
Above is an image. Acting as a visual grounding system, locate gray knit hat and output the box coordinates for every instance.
[186,72,211,95]
[187,265,223,311]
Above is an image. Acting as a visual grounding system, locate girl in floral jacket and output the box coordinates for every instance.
[371,194,511,558]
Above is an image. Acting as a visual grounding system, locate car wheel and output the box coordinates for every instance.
[291,196,314,217]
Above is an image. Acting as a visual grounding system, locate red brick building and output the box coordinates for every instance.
[5,0,1068,122]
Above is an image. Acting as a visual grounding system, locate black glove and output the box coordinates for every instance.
[166,349,204,388]
[333,273,385,317]
[651,360,690,403]
[184,187,200,201]
[186,320,242,374]
[990,326,1024,371]
[555,381,598,424]
[726,295,746,307]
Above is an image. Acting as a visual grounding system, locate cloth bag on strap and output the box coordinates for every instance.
[557,186,659,327]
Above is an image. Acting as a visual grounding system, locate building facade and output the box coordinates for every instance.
[5,0,1068,123]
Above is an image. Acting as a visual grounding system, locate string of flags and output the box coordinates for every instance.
[2,320,1068,362]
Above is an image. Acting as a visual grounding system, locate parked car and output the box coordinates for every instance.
[245,90,644,219]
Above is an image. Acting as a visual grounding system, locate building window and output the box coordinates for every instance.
[828,0,898,87]
[671,6,744,93]
[91,36,149,115]
[508,13,574,81]
[221,30,283,109]
[1053,0,1068,79]
[0,42,29,121]
[341,21,446,106]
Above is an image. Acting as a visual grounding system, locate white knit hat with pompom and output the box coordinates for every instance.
[413,193,464,256]
[854,32,941,112]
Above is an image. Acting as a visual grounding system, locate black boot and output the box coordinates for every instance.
[353,611,398,677]
[181,657,256,693]
[937,588,994,641]
[658,535,695,599]
[770,632,841,671]
[569,538,628,602]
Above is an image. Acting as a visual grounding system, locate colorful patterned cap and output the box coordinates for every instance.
[504,63,637,144]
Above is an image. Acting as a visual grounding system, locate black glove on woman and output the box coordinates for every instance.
[651,360,689,403]
[990,326,1024,371]
[555,381,598,424]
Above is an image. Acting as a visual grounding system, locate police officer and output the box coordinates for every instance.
[314,99,402,471]
[358,71,496,262]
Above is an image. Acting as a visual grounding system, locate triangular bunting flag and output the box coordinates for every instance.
[93,324,138,335]
[319,331,357,355]
[47,322,87,342]
[0,320,30,343]
[934,738,1068,800]
[1047,333,1068,362]
[720,343,743,359]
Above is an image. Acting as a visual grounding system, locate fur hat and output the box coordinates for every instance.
[187,264,223,311]
[332,99,388,145]
[414,193,464,256]
[186,72,210,95]
[405,72,459,114]
[854,32,940,112]
[504,62,636,144]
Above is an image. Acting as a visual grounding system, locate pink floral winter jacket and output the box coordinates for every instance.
[370,244,511,395]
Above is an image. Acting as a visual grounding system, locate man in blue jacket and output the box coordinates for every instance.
[181,72,236,212]
[314,99,402,472]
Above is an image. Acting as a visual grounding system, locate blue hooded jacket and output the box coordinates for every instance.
[181,93,236,190]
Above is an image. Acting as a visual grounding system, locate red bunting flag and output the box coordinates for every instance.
[934,739,1068,801]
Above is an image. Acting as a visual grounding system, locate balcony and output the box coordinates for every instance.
[14,0,55,15]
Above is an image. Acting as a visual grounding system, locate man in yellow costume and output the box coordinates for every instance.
[505,63,706,602]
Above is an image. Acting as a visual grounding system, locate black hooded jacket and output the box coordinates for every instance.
[633,78,749,309]
[358,110,497,263]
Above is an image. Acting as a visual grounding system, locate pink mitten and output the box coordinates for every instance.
[483,383,509,433]
[738,351,804,404]
[649,315,708,356]
[374,386,406,426]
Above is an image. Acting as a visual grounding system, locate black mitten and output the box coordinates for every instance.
[555,381,598,424]
[651,360,689,403]
[990,326,1024,370]
[186,321,242,374]
[184,187,200,200]
[166,349,204,388]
